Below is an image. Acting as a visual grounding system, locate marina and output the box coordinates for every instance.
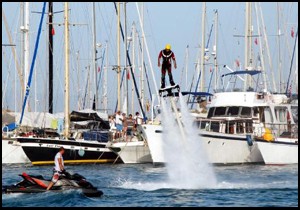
[2,2,298,207]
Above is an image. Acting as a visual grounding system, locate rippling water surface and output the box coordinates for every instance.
[2,163,298,207]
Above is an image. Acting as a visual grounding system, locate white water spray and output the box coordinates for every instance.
[160,94,217,189]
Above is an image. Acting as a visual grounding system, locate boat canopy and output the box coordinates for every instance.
[70,110,109,129]
[181,91,213,96]
[221,70,261,78]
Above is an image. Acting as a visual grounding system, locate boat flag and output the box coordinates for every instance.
[52,28,55,36]
[98,66,101,72]
[235,59,240,67]
[291,27,295,38]
[127,70,130,80]
[254,38,258,45]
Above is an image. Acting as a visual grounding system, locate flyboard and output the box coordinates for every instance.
[158,84,180,97]
[158,84,186,141]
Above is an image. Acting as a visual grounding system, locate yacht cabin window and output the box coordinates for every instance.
[240,107,251,117]
[214,107,227,116]
[264,107,273,123]
[207,107,215,118]
[227,106,239,116]
[275,107,287,123]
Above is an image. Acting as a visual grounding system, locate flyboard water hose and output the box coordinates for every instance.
[159,85,187,143]
[169,97,186,142]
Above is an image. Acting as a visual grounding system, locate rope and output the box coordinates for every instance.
[112,138,129,165]
[93,142,109,165]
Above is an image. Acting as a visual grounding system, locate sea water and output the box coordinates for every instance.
[2,163,298,207]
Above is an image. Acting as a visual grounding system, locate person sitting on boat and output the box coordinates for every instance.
[115,110,123,139]
[47,147,66,190]
[158,44,177,88]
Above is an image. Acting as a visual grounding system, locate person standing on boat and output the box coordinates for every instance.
[115,110,123,138]
[109,115,117,140]
[127,114,135,128]
[158,44,177,88]
[134,112,143,130]
[109,115,117,131]
[122,113,128,140]
[47,147,66,190]
[126,114,135,138]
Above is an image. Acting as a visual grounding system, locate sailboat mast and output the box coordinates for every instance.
[244,2,253,91]
[135,2,159,104]
[200,2,206,92]
[117,2,121,111]
[131,22,136,114]
[254,2,267,91]
[64,2,70,138]
[258,2,277,92]
[20,2,25,106]
[92,2,98,110]
[124,2,128,114]
[48,2,53,113]
[141,2,144,111]
[24,2,30,111]
[276,3,282,93]
[213,9,218,90]
[104,41,108,113]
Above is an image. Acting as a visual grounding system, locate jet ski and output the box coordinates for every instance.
[2,171,103,197]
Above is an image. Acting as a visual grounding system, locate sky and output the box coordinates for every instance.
[2,2,298,116]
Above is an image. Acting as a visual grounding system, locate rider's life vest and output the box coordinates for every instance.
[161,50,173,64]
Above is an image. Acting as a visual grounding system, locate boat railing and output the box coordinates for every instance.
[264,122,298,138]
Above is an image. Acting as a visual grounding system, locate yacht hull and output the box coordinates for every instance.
[108,141,152,164]
[255,139,298,164]
[141,124,264,164]
[2,138,30,164]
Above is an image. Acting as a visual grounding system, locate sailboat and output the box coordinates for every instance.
[18,2,121,165]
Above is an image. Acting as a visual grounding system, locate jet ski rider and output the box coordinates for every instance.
[47,147,66,190]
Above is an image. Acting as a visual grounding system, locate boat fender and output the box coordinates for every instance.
[78,148,85,156]
[246,134,253,146]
